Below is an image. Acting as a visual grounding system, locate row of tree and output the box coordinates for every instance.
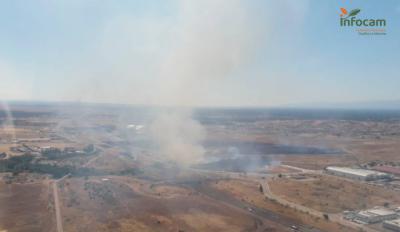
[0,154,139,178]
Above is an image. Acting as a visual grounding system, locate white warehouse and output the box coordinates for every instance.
[354,208,398,224]
[325,166,391,181]
[384,218,400,231]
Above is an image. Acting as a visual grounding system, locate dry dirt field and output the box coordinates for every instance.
[0,180,54,232]
[278,154,355,170]
[269,174,400,213]
[58,176,288,232]
[211,178,356,232]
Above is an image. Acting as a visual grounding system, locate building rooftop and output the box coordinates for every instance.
[358,208,396,217]
[384,218,400,226]
[326,166,388,177]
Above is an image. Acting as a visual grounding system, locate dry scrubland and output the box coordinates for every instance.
[212,178,355,232]
[269,174,400,213]
[58,176,271,232]
[0,181,54,232]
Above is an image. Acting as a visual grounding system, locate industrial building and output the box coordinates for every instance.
[383,219,400,231]
[354,208,398,224]
[325,166,391,181]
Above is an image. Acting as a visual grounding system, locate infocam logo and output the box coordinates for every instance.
[339,8,387,35]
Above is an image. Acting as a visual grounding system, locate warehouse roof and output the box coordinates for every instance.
[358,208,397,217]
[326,166,387,177]
[384,218,400,226]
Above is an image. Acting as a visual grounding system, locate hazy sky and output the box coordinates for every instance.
[0,0,399,107]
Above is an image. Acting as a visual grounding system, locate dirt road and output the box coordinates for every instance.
[52,181,63,232]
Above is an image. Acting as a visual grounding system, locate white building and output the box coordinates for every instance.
[383,218,400,231]
[354,208,398,224]
[325,166,391,181]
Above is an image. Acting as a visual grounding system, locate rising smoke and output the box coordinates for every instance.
[149,0,265,166]
[3,0,305,166]
[149,109,205,166]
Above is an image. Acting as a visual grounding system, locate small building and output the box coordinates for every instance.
[383,218,400,231]
[325,166,391,181]
[354,208,398,224]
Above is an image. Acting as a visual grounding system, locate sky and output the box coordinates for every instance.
[0,0,399,107]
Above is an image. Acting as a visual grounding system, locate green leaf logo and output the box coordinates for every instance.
[346,9,361,18]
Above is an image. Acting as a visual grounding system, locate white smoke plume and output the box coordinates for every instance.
[149,0,264,166]
[149,110,205,166]
[0,1,310,165]
[152,0,264,105]
[0,0,307,166]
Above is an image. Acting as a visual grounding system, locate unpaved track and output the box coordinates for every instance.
[52,174,69,232]
[52,181,63,232]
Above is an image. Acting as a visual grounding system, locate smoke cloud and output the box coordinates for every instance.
[153,0,264,105]
[148,0,265,165]
[149,110,205,166]
[0,1,307,166]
